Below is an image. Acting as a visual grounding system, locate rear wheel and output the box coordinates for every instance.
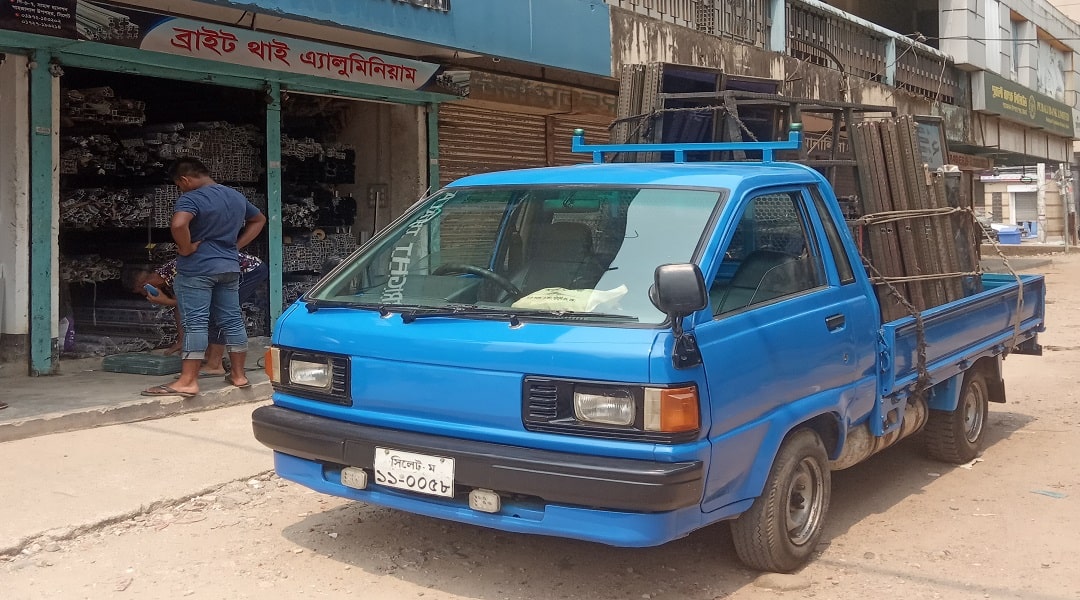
[925,367,990,464]
[730,429,831,573]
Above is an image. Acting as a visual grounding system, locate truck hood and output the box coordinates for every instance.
[272,306,661,443]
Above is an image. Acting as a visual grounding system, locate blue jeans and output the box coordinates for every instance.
[174,271,248,360]
[208,262,269,345]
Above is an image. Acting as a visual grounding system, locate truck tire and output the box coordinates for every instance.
[730,429,831,573]
[924,366,989,464]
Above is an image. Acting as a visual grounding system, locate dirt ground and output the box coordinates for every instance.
[5,254,1080,600]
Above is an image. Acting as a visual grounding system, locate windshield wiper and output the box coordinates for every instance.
[400,305,521,325]
[399,305,638,324]
[306,299,392,316]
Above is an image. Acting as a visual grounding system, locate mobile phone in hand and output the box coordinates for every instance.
[144,284,160,297]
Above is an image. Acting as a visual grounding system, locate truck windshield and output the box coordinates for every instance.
[307,185,725,325]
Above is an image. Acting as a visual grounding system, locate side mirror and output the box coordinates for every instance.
[649,263,707,323]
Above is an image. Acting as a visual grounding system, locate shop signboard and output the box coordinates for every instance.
[975,71,1075,138]
[0,0,442,91]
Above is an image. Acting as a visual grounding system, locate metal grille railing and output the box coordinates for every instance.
[607,0,766,47]
[696,0,766,46]
[609,0,963,106]
[895,42,961,105]
[786,1,889,83]
[607,0,695,27]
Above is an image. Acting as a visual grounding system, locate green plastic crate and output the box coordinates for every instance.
[101,353,182,376]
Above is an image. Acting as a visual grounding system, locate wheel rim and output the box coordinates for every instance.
[961,379,987,444]
[785,457,826,546]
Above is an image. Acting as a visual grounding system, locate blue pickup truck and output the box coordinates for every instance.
[252,128,1045,572]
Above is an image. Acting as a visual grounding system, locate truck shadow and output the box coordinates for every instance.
[281,504,758,599]
[823,407,1034,538]
[277,409,1036,599]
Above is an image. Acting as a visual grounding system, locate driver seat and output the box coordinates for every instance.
[514,221,600,295]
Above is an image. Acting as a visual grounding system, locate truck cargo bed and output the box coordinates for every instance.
[881,273,1045,398]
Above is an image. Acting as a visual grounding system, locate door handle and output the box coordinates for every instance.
[825,313,846,331]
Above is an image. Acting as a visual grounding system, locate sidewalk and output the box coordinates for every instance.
[0,402,274,558]
[0,353,270,443]
[980,254,1055,273]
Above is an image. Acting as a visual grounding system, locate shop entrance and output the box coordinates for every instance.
[59,68,268,359]
[56,68,409,362]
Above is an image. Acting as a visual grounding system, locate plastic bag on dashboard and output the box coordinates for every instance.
[511,285,628,312]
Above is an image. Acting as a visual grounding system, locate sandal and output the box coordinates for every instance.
[224,375,252,389]
[142,384,197,398]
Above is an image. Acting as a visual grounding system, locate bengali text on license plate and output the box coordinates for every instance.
[373,447,455,497]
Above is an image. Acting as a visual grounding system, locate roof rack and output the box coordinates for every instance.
[571,123,804,165]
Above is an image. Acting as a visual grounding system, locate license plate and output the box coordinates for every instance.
[373,447,455,498]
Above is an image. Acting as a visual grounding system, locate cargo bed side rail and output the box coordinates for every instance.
[880,273,1045,402]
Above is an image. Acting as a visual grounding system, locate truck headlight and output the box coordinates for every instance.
[523,378,700,443]
[271,347,351,405]
[574,390,635,426]
[289,358,331,389]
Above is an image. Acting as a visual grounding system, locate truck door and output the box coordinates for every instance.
[693,186,873,511]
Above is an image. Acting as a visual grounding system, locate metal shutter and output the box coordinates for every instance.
[438,104,547,187]
[551,118,612,166]
[1014,192,1037,221]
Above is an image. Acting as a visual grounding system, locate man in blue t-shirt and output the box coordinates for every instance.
[143,157,267,398]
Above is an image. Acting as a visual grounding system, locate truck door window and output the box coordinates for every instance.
[711,191,825,315]
[809,187,856,285]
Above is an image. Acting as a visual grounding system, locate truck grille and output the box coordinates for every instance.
[525,381,561,420]
[328,357,349,398]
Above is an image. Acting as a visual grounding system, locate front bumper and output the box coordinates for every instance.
[252,405,704,513]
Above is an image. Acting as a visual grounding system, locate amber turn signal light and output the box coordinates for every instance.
[644,386,700,433]
[265,347,281,383]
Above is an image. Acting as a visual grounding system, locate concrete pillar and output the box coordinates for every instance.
[939,0,986,71]
[265,82,283,324]
[1060,162,1070,249]
[884,38,897,86]
[339,101,425,238]
[28,51,60,375]
[1016,21,1038,88]
[768,0,786,55]
[388,103,427,220]
[426,103,439,192]
[0,54,31,368]
[1037,162,1047,243]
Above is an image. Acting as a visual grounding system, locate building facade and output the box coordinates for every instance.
[0,0,616,375]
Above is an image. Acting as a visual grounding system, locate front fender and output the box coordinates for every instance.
[700,387,848,514]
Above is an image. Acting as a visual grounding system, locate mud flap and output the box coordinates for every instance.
[1013,336,1042,357]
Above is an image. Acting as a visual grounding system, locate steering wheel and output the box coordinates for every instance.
[433,263,524,299]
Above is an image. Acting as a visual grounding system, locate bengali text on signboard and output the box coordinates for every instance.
[0,1,441,91]
[979,71,1074,138]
